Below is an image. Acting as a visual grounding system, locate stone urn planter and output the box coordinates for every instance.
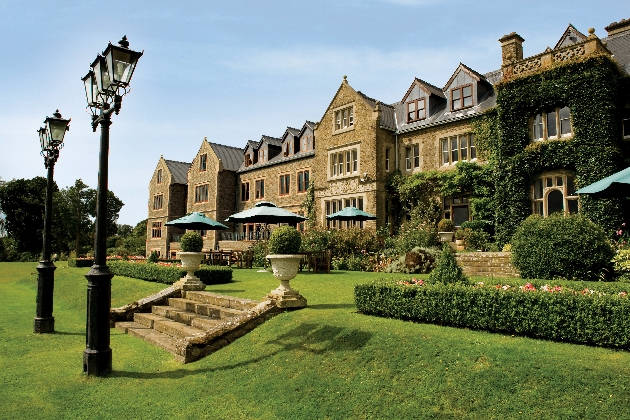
[266,254,306,308]
[437,218,455,243]
[438,231,454,242]
[265,226,307,308]
[174,252,206,291]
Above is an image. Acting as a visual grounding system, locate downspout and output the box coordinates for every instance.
[394,111,399,171]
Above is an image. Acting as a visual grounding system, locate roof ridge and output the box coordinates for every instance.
[356,90,393,108]
[164,159,191,165]
[207,141,243,150]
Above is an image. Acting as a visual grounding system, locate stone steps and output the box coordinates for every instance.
[455,252,519,278]
[115,291,279,363]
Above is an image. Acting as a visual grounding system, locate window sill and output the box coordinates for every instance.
[327,173,360,181]
[332,126,355,136]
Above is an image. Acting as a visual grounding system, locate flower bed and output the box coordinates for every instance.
[108,260,232,285]
[354,278,630,349]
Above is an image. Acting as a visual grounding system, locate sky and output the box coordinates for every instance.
[0,0,626,226]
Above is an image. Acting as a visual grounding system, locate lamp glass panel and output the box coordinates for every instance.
[39,128,47,151]
[47,120,67,144]
[112,49,134,84]
[82,73,93,105]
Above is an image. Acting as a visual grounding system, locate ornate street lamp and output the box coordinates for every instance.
[34,110,70,333]
[81,35,142,376]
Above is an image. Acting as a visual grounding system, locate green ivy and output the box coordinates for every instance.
[486,54,628,245]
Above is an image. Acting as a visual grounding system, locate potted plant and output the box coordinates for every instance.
[455,229,465,250]
[175,231,206,291]
[266,226,307,308]
[437,218,455,242]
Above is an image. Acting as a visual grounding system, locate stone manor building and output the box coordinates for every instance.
[146,18,630,256]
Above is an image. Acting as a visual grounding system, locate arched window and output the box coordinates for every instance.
[532,172,579,216]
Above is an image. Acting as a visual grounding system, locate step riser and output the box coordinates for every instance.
[168,298,246,319]
[153,320,205,340]
[184,292,259,311]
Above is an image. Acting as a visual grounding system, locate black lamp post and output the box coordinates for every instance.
[34,110,70,334]
[81,35,142,376]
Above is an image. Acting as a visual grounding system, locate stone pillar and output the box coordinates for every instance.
[499,32,525,80]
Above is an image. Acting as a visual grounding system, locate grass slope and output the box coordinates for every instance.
[1,262,629,419]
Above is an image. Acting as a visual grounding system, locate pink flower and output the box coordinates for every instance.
[618,230,623,236]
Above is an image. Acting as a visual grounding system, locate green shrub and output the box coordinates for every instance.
[460,228,491,251]
[68,258,93,268]
[511,214,614,281]
[180,232,204,252]
[267,226,302,254]
[328,228,379,258]
[354,279,630,349]
[147,250,159,263]
[437,218,454,232]
[300,228,330,252]
[384,219,437,257]
[108,260,232,285]
[613,250,630,278]
[385,246,440,274]
[331,254,374,271]
[251,241,268,267]
[428,244,467,284]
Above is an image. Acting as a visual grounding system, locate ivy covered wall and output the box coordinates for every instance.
[490,54,628,245]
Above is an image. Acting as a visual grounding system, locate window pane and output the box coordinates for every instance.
[534,202,543,215]
[469,134,476,159]
[460,136,467,160]
[406,148,412,170]
[462,86,471,97]
[556,176,563,187]
[567,176,576,196]
[342,109,348,128]
[533,114,544,140]
[346,151,351,173]
[452,89,460,100]
[352,150,358,172]
[568,199,579,214]
[349,108,354,126]
[534,179,543,199]
[560,107,571,135]
[331,154,337,176]
[463,96,473,107]
[451,137,458,162]
[338,153,344,174]
[413,144,420,168]
[418,99,426,119]
[547,190,564,215]
[442,139,449,165]
[547,111,557,137]
[546,177,553,188]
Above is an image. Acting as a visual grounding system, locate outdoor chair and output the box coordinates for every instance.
[309,250,331,274]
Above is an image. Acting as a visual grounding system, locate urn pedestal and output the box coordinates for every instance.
[266,254,307,308]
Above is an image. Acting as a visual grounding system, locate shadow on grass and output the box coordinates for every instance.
[307,303,356,310]
[111,322,372,379]
[52,331,84,336]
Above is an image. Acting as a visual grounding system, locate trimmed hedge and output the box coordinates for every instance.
[108,260,232,285]
[354,279,630,349]
[67,258,93,268]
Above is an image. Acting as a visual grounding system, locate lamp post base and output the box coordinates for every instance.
[83,348,112,376]
[33,317,55,333]
[34,261,56,333]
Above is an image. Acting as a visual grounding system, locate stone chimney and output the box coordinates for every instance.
[605,18,630,36]
[499,32,525,65]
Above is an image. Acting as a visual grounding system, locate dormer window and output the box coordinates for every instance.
[283,142,293,157]
[451,84,473,111]
[407,98,426,123]
[244,153,252,167]
[199,154,207,171]
[532,107,572,141]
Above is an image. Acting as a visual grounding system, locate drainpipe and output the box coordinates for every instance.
[393,111,399,170]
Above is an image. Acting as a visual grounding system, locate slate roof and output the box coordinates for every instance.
[285,127,300,137]
[208,142,244,172]
[356,91,396,131]
[261,135,283,147]
[603,29,630,75]
[164,160,191,185]
[483,69,504,85]
[237,150,315,173]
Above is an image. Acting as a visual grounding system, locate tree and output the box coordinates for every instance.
[0,177,50,254]
[87,189,124,238]
[54,179,93,255]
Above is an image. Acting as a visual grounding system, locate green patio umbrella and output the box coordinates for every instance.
[326,206,377,221]
[165,212,228,230]
[576,167,630,197]
[225,202,307,225]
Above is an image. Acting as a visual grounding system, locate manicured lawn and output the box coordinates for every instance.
[1,262,630,419]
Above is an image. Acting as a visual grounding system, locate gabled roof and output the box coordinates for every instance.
[260,135,282,147]
[208,142,243,172]
[245,140,258,152]
[401,78,446,103]
[281,127,300,143]
[554,24,587,49]
[298,121,316,137]
[164,159,191,185]
[443,63,489,91]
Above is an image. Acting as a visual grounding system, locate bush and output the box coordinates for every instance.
[354,279,630,349]
[328,228,379,258]
[437,218,454,232]
[385,246,440,274]
[300,228,330,252]
[267,226,302,254]
[460,219,494,236]
[511,214,614,281]
[147,250,159,263]
[331,254,374,271]
[459,228,491,251]
[108,260,232,285]
[384,219,437,257]
[428,244,468,284]
[180,232,204,252]
[68,258,93,268]
[251,241,268,267]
